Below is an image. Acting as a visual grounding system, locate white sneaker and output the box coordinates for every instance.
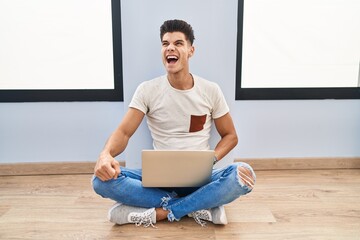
[188,205,228,226]
[108,203,156,228]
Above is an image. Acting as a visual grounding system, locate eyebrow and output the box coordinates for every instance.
[175,40,185,44]
[162,39,185,44]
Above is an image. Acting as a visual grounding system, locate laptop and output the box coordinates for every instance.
[141,150,214,187]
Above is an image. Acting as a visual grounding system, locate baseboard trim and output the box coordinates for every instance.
[235,157,360,170]
[1,157,359,176]
[0,161,126,176]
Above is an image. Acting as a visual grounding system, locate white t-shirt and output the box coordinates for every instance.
[129,74,229,150]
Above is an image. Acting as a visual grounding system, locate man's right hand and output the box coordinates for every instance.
[94,153,121,181]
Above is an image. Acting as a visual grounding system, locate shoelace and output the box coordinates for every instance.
[191,210,211,227]
[129,209,156,228]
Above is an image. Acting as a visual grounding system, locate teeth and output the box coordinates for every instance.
[167,56,178,60]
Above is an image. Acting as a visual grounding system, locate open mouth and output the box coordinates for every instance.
[166,55,178,64]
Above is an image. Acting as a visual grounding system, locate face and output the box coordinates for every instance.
[161,32,194,74]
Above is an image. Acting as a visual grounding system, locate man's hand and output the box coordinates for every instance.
[94,153,121,181]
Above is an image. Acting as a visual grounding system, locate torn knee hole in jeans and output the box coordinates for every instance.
[237,166,255,189]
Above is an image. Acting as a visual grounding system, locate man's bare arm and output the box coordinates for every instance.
[213,113,238,161]
[94,108,145,181]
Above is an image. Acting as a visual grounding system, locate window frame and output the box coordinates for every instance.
[0,0,123,102]
[235,0,360,100]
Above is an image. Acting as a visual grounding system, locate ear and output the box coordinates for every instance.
[188,46,195,58]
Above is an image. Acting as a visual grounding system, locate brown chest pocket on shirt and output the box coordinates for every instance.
[189,114,207,132]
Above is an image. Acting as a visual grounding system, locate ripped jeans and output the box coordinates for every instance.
[92,162,256,222]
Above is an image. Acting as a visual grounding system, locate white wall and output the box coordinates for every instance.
[0,0,359,166]
[234,100,360,158]
[0,102,124,163]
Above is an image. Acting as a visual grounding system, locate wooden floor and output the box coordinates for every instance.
[1,169,360,240]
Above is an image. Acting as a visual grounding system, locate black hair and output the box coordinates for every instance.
[160,19,195,45]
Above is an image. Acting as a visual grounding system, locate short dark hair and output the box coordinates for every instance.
[160,19,195,45]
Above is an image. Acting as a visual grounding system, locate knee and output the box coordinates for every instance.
[236,163,256,189]
[91,175,106,197]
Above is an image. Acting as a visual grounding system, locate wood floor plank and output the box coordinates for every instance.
[0,169,359,239]
[226,200,276,223]
[0,205,10,217]
[214,222,360,240]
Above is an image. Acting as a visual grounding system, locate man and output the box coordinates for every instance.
[92,19,255,227]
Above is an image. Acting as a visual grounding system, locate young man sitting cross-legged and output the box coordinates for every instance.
[92,19,256,227]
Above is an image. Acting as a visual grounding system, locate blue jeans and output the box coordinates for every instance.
[92,162,255,221]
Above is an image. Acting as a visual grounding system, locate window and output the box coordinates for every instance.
[0,0,123,102]
[236,0,360,100]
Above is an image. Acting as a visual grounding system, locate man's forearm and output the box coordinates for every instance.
[214,133,238,161]
[99,107,145,158]
[100,129,129,158]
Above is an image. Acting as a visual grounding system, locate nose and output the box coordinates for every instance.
[166,43,175,51]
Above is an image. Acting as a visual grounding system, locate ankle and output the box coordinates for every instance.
[155,208,169,221]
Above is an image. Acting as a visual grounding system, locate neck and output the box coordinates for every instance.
[167,72,193,90]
